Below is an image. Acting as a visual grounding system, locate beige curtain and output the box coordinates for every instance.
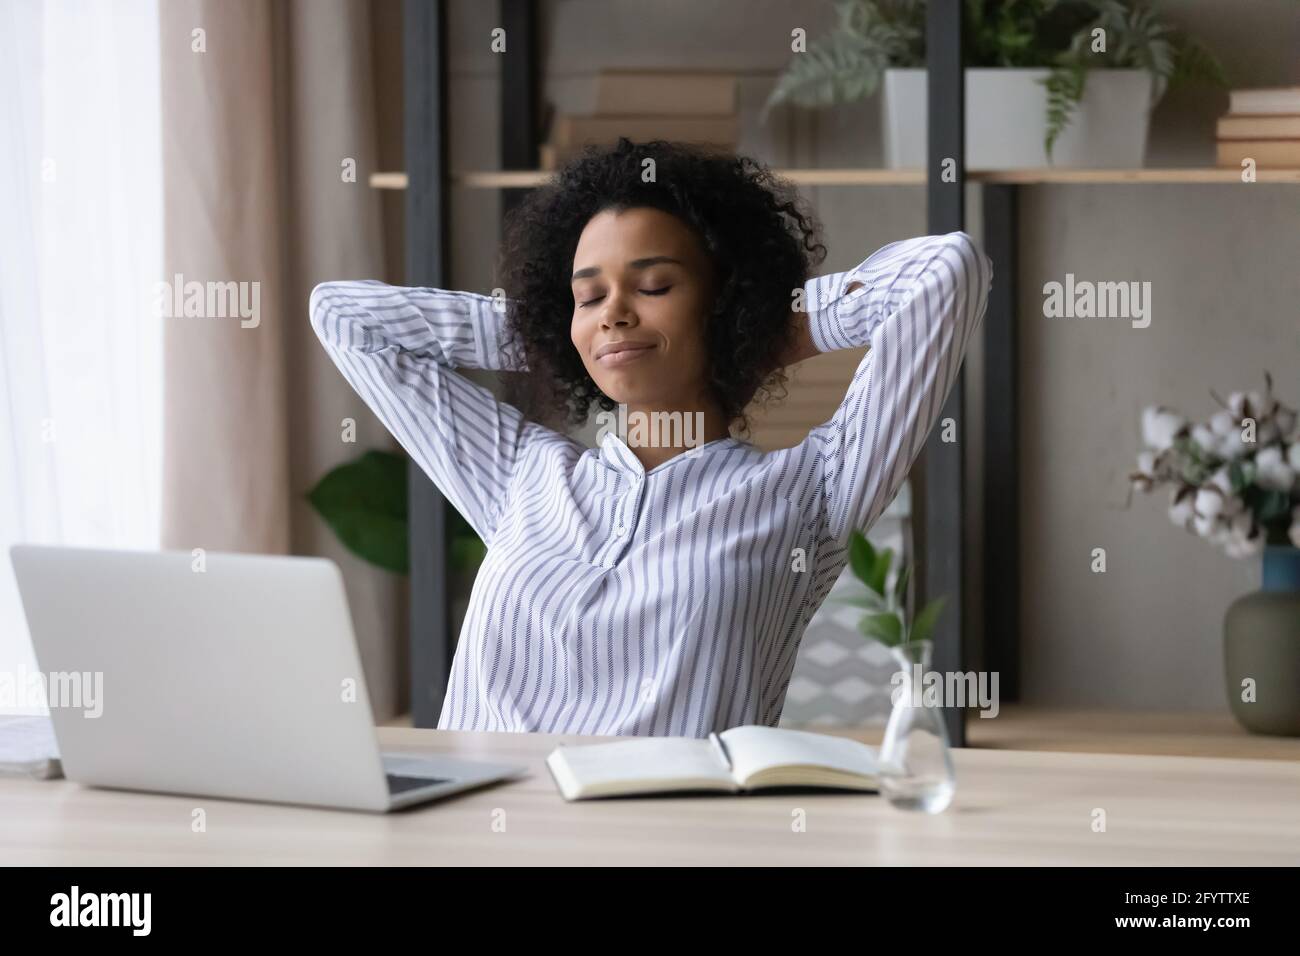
[159,0,405,718]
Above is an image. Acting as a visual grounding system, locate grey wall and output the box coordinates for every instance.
[1020,183,1300,709]
[441,0,1300,713]
[1016,1,1300,710]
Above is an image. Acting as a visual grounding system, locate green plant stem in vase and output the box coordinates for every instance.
[837,528,956,812]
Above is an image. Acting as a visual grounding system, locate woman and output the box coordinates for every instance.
[310,139,991,739]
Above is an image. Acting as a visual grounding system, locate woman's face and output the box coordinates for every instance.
[570,206,717,411]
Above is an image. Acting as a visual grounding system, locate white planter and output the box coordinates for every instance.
[882,67,1152,168]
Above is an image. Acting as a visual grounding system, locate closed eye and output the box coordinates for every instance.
[577,286,672,309]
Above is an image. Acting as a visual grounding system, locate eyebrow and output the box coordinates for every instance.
[571,256,683,282]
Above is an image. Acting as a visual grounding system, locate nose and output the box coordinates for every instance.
[599,289,638,330]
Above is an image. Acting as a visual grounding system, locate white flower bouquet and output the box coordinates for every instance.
[1131,373,1300,558]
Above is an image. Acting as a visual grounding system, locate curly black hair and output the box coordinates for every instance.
[496,138,826,434]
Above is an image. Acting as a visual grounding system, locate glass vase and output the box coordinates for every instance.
[878,639,956,813]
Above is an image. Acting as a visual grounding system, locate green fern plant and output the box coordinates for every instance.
[1042,0,1227,156]
[759,0,924,122]
[1041,62,1087,157]
[763,0,1228,162]
[835,528,946,649]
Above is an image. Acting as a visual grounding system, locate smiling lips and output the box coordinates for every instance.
[594,339,656,367]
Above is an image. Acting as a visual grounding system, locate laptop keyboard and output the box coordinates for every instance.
[387,773,449,795]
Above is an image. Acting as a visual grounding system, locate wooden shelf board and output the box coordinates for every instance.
[807,704,1300,761]
[974,167,1300,184]
[369,167,1300,190]
[380,705,1300,760]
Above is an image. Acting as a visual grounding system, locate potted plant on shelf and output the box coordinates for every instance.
[762,0,1227,168]
[836,529,956,812]
[1130,373,1300,736]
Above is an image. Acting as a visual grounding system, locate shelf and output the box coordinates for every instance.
[379,705,1300,760]
[806,705,1300,761]
[369,169,925,189]
[369,167,1300,190]
[975,167,1300,183]
[369,171,413,189]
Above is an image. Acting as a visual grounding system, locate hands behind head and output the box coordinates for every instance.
[774,281,863,370]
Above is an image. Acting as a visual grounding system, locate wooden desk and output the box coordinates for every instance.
[2,727,1297,865]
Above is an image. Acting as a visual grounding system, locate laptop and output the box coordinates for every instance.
[8,544,526,812]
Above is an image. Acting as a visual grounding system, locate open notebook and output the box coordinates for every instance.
[546,724,879,801]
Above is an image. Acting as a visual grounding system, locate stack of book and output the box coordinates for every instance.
[1216,87,1300,169]
[0,715,62,780]
[540,70,738,170]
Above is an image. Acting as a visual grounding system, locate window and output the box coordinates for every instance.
[0,0,162,712]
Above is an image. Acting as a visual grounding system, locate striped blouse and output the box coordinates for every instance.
[310,230,991,738]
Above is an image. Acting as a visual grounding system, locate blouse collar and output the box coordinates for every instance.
[597,431,749,478]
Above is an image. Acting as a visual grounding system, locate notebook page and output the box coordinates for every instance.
[551,736,733,791]
[719,725,877,786]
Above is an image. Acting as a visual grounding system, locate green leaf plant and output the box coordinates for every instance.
[305,449,487,575]
[836,527,947,650]
[762,0,1227,162]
